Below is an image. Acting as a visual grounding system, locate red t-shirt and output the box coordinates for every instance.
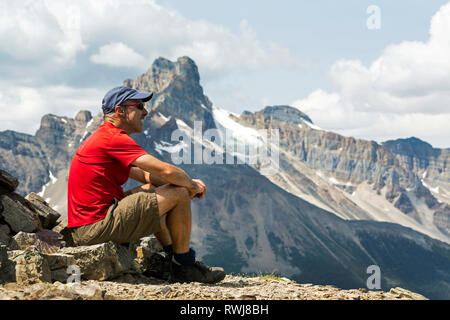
[67,122,147,227]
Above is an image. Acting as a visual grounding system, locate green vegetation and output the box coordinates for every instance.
[258,274,290,282]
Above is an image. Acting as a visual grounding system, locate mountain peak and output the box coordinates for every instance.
[124,56,201,94]
[383,136,439,158]
[239,105,313,126]
[122,56,214,130]
[261,105,313,124]
[74,110,92,123]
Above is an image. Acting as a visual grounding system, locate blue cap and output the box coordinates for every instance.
[102,86,153,114]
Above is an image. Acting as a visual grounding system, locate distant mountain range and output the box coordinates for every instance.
[1,56,449,298]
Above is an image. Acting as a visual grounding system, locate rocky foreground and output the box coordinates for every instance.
[0,274,426,300]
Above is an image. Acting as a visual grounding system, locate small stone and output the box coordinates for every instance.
[159,286,172,294]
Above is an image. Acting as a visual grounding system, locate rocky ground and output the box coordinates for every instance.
[0,274,426,300]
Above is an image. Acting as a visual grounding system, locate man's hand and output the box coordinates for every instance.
[189,179,207,199]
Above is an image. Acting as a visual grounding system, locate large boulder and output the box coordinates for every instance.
[25,193,61,229]
[60,242,135,281]
[0,193,41,233]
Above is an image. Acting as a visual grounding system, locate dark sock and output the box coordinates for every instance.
[163,244,173,255]
[173,248,196,265]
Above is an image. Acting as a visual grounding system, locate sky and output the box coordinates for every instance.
[0,0,449,148]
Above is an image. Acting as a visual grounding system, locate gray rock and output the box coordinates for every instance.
[51,269,72,283]
[42,252,76,271]
[60,241,135,280]
[132,235,165,274]
[0,169,19,194]
[25,192,61,229]
[41,252,76,283]
[132,240,173,280]
[136,235,163,253]
[0,224,11,247]
[6,247,52,284]
[0,193,40,233]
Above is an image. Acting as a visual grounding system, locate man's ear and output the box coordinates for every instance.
[114,105,126,117]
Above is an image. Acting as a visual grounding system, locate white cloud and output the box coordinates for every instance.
[0,0,304,134]
[0,85,105,135]
[90,42,147,67]
[293,2,450,148]
[1,0,303,76]
[0,1,86,65]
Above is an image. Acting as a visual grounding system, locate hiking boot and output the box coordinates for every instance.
[169,261,226,284]
[143,252,172,280]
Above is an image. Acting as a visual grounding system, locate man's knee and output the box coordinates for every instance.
[173,185,190,203]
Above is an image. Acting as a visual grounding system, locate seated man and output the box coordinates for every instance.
[66,86,225,284]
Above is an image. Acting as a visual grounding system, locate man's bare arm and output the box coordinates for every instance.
[148,172,168,187]
[131,154,201,195]
[129,167,149,184]
[129,166,167,187]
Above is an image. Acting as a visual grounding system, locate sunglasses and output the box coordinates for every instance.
[122,102,145,110]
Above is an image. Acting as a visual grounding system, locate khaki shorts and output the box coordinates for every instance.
[71,190,161,246]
